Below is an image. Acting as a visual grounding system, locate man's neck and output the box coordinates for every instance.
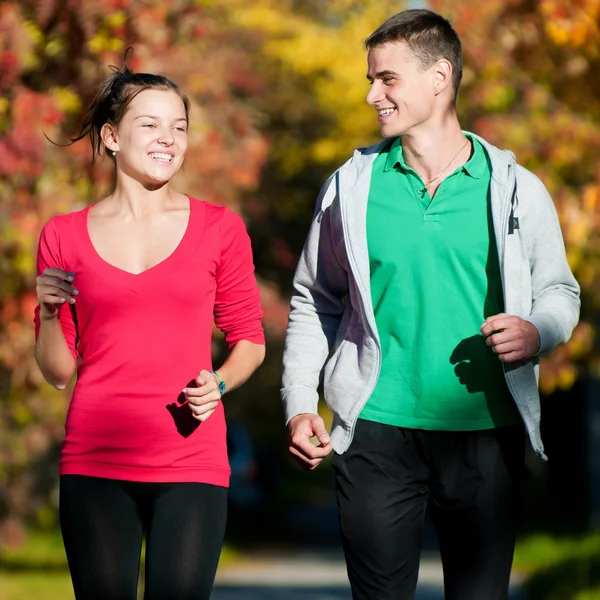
[400,117,469,183]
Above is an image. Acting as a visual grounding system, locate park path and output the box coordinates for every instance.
[211,550,526,600]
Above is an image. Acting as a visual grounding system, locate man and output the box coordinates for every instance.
[281,8,580,600]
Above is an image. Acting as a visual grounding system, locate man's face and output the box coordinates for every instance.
[366,41,437,138]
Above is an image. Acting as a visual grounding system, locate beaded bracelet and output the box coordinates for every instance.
[210,370,226,396]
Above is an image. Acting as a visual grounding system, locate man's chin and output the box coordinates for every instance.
[380,127,403,139]
[378,121,404,138]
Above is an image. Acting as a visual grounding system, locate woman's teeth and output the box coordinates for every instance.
[149,153,173,162]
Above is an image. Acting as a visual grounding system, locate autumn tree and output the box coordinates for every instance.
[0,0,410,544]
[228,0,404,295]
[0,0,273,545]
[2,0,597,545]
[430,0,599,394]
[243,0,598,396]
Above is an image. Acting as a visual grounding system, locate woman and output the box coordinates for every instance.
[34,64,266,599]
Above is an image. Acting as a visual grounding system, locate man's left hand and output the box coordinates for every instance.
[480,313,540,363]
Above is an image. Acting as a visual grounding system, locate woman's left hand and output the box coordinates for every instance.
[184,370,222,421]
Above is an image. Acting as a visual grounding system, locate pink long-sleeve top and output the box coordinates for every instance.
[34,197,265,486]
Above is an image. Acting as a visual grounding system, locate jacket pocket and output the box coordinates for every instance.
[504,231,522,315]
[504,360,540,425]
[323,338,359,422]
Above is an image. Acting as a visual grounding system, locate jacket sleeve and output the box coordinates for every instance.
[281,173,349,423]
[517,167,581,355]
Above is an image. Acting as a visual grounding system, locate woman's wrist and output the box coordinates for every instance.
[39,306,59,322]
[209,370,226,396]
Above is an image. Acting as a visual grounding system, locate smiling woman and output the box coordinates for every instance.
[33,59,266,600]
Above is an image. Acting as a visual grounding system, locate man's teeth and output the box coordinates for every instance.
[378,108,395,116]
[149,153,173,161]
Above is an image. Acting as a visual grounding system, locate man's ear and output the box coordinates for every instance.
[100,123,119,154]
[432,58,453,97]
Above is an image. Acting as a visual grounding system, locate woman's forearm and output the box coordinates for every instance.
[214,340,265,394]
[35,316,77,389]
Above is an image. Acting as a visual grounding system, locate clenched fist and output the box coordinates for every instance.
[183,370,222,422]
[36,268,78,320]
[480,313,540,362]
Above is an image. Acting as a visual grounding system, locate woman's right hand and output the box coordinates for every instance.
[36,268,78,320]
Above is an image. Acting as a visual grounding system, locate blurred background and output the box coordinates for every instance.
[1,0,599,598]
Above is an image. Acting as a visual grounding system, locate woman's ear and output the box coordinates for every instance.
[100,123,119,155]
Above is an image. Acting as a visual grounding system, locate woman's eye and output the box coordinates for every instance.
[143,123,156,128]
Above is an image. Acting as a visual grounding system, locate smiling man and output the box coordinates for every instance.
[281,8,580,600]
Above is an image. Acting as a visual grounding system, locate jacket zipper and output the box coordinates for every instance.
[337,168,382,445]
[497,162,535,437]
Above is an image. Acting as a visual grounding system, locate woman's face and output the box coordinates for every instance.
[109,89,189,186]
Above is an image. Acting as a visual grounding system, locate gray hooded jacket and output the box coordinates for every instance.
[281,133,580,460]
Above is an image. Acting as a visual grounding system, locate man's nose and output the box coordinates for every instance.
[366,81,384,105]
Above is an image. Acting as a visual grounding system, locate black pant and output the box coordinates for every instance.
[332,420,525,600]
[59,475,227,600]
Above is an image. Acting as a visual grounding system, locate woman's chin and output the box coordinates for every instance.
[141,177,170,190]
[140,171,173,188]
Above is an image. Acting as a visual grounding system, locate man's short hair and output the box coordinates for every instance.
[365,9,463,97]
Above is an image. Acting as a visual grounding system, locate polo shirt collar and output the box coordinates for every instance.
[383,134,486,179]
[461,134,486,179]
[384,137,407,173]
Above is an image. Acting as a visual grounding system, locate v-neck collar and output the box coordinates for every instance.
[73,197,205,295]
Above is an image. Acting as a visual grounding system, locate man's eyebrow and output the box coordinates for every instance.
[366,70,399,80]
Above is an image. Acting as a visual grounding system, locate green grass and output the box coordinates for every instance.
[514,531,600,600]
[514,531,600,572]
[0,573,75,600]
[1,529,68,569]
[0,530,70,600]
[0,529,239,600]
[573,588,600,600]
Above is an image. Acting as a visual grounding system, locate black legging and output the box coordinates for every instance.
[59,475,227,600]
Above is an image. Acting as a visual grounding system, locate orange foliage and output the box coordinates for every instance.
[1,0,598,543]
[432,0,600,393]
[0,0,279,544]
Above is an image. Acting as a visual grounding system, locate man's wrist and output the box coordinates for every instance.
[288,412,317,425]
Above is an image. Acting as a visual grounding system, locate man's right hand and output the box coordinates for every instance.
[287,413,332,470]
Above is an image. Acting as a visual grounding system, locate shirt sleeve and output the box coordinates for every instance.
[214,209,265,348]
[33,218,79,359]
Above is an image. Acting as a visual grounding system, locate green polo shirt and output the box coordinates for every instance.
[360,135,519,430]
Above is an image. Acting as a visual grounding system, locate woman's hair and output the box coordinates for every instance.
[68,52,190,163]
